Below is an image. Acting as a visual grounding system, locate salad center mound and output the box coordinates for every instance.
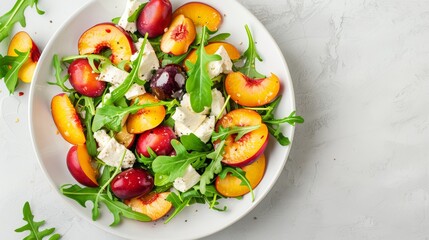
[49,0,303,225]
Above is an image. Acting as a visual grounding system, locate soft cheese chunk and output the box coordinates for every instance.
[207,46,233,79]
[98,65,128,85]
[194,116,215,143]
[118,0,145,32]
[210,89,225,117]
[131,39,160,81]
[180,93,210,114]
[173,165,201,192]
[172,107,207,132]
[94,130,135,169]
[125,83,146,100]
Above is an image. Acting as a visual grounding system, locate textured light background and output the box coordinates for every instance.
[1,0,429,239]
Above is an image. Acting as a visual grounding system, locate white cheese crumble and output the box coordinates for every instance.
[207,45,233,79]
[94,130,135,169]
[118,0,145,32]
[131,38,160,81]
[98,65,146,100]
[172,89,224,143]
[173,165,201,192]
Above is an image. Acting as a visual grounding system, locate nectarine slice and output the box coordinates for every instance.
[160,14,196,56]
[78,23,136,65]
[225,72,280,107]
[51,93,86,145]
[126,93,166,134]
[114,125,136,149]
[183,42,241,70]
[173,2,222,32]
[7,31,41,83]
[66,145,99,187]
[125,192,172,221]
[216,109,268,167]
[215,154,266,197]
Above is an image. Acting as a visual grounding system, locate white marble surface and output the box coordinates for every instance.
[2,0,429,239]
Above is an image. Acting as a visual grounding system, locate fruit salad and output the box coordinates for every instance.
[49,0,303,225]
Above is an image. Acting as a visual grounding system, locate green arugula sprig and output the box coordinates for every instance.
[62,54,112,74]
[47,55,74,93]
[0,50,29,93]
[199,140,225,194]
[211,125,261,142]
[104,34,148,106]
[15,202,61,240]
[185,26,222,113]
[0,0,44,42]
[152,140,208,182]
[61,163,151,226]
[238,25,265,79]
[92,99,178,132]
[245,96,304,146]
[219,167,254,201]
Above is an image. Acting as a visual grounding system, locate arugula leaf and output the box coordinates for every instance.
[219,167,255,201]
[208,33,231,43]
[47,55,74,93]
[0,0,44,42]
[211,125,261,142]
[62,54,112,74]
[180,133,211,152]
[165,192,191,223]
[264,111,304,125]
[0,55,8,78]
[267,124,290,146]
[105,35,148,106]
[152,140,208,182]
[92,99,177,132]
[60,184,151,226]
[238,25,265,79]
[0,49,30,93]
[15,202,61,240]
[82,96,97,157]
[185,26,221,113]
[199,140,225,194]
[127,3,147,22]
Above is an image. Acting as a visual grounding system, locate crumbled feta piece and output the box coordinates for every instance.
[131,39,160,80]
[94,130,135,169]
[194,116,215,143]
[180,93,210,115]
[174,121,194,137]
[173,165,201,192]
[172,107,207,132]
[93,130,111,150]
[210,89,225,117]
[118,0,145,32]
[98,64,128,85]
[207,45,233,79]
[125,83,146,100]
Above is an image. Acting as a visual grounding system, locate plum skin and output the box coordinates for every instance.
[136,125,176,157]
[110,168,154,200]
[137,0,172,38]
[150,64,187,100]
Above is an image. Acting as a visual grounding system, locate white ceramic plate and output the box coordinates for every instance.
[29,0,296,239]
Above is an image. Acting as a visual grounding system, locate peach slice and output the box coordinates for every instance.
[78,23,136,65]
[216,109,268,167]
[7,31,41,83]
[173,2,222,32]
[160,14,196,56]
[215,154,266,197]
[126,93,166,134]
[183,42,241,70]
[225,72,280,107]
[51,93,86,145]
[125,192,172,221]
[114,125,136,149]
[66,145,99,187]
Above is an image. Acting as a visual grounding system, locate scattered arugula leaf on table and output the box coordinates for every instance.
[185,26,222,113]
[0,0,44,42]
[15,201,61,240]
